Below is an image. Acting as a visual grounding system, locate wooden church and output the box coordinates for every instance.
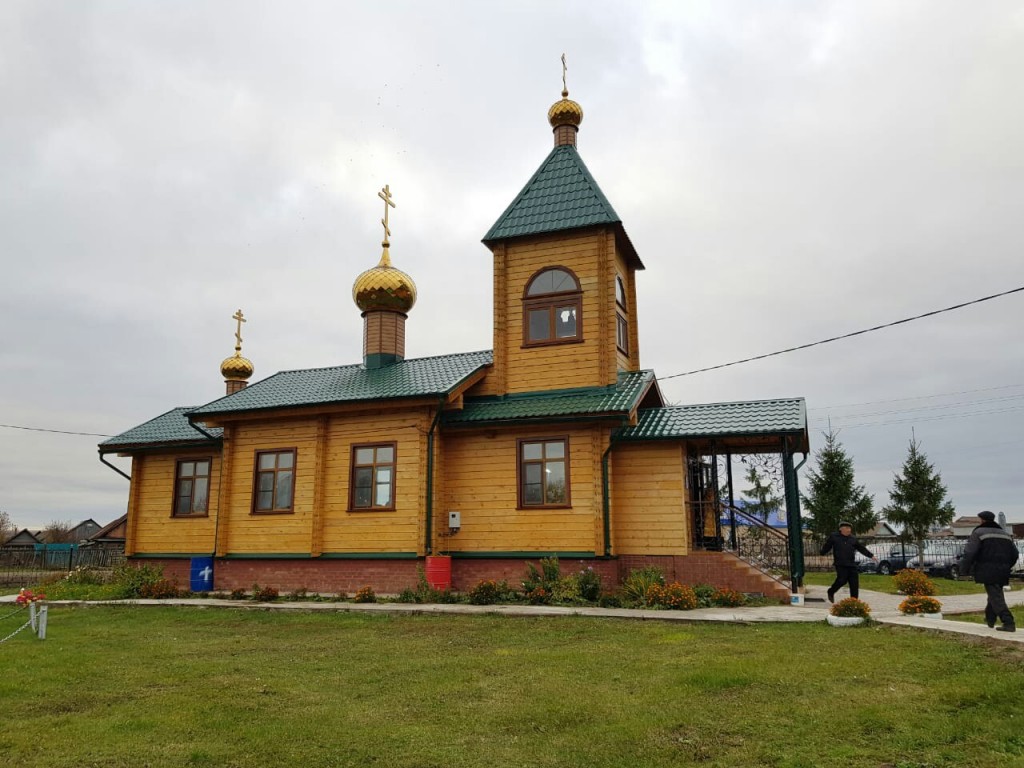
[100,81,810,598]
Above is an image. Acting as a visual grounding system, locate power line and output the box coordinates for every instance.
[0,423,113,438]
[660,284,1024,380]
[808,393,1024,422]
[808,382,1024,411]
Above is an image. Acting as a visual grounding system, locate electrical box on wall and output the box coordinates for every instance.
[448,511,461,530]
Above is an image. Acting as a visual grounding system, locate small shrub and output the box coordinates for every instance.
[63,566,109,586]
[139,579,181,599]
[597,593,623,608]
[253,585,279,602]
[330,591,349,602]
[523,556,561,595]
[622,567,665,605]
[525,587,550,605]
[893,569,936,596]
[693,583,716,608]
[711,588,746,608]
[111,563,165,598]
[468,579,501,605]
[229,588,247,600]
[899,595,942,615]
[551,575,583,604]
[286,587,309,601]
[353,586,376,603]
[576,566,602,602]
[830,597,871,618]
[646,582,698,610]
[396,587,418,603]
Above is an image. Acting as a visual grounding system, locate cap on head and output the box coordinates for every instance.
[838,521,853,529]
[978,510,996,522]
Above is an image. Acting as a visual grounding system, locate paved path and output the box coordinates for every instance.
[4,586,1022,643]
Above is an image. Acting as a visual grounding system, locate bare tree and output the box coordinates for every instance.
[0,509,15,543]
[42,520,74,544]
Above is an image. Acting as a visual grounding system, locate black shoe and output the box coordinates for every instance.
[987,618,996,628]
[827,591,834,604]
[996,625,1016,633]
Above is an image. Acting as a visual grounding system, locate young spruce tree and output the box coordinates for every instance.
[801,429,876,539]
[882,437,955,562]
[742,464,782,522]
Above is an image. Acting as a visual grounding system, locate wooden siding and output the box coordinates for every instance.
[131,451,219,554]
[610,442,688,555]
[441,425,603,553]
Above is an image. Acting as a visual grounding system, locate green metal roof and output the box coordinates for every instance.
[100,407,222,451]
[443,370,655,425]
[616,398,808,442]
[189,350,493,417]
[483,146,642,270]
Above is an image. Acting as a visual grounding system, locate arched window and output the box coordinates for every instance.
[522,267,582,346]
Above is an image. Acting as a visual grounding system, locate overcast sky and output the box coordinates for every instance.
[2,1,1023,532]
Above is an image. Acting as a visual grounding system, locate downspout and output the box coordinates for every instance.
[98,450,131,481]
[425,396,445,556]
[601,433,618,557]
[782,441,810,592]
[187,418,224,560]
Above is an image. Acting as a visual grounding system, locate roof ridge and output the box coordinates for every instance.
[273,348,493,376]
[647,396,805,410]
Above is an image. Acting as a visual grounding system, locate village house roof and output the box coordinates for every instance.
[443,369,658,426]
[482,144,643,269]
[617,397,809,451]
[99,407,222,451]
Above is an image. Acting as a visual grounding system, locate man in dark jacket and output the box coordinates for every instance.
[820,522,877,602]
[959,510,1019,632]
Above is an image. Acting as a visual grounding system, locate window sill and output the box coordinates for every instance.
[171,513,210,519]
[347,507,397,513]
[521,337,585,349]
[250,510,296,516]
[517,504,573,511]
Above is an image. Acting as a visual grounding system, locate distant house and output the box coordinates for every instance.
[3,529,42,549]
[69,519,101,542]
[866,521,898,538]
[1011,523,1024,538]
[951,516,985,538]
[85,515,127,549]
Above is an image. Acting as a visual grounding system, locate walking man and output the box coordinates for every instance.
[821,521,877,603]
[959,510,1019,632]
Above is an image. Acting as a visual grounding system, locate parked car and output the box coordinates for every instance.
[870,544,920,575]
[906,541,967,579]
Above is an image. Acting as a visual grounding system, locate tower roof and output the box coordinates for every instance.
[482,145,643,269]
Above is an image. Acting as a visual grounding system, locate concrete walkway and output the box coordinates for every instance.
[4,584,1023,642]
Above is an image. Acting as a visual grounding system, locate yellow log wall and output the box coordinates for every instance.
[131,451,220,554]
[441,426,602,553]
[610,442,688,555]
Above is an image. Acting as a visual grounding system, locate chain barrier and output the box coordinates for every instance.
[0,618,34,644]
[0,603,28,622]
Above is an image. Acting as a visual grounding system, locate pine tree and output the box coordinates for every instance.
[742,465,782,522]
[801,429,876,539]
[883,438,955,562]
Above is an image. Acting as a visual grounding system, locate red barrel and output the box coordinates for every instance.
[425,555,452,590]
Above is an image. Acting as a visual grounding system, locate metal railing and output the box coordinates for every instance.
[709,502,793,583]
[0,546,125,586]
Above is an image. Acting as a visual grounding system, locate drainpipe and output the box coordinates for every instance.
[425,396,445,556]
[601,434,617,557]
[98,451,131,481]
[782,443,809,592]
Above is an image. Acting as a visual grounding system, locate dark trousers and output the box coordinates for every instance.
[984,583,1015,627]
[829,566,860,599]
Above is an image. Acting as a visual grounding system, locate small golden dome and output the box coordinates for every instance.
[548,89,583,129]
[353,247,417,314]
[220,352,254,381]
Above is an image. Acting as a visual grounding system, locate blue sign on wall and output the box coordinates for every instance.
[189,557,214,592]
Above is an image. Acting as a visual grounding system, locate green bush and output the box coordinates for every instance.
[693,583,716,608]
[252,584,279,602]
[396,587,418,603]
[711,588,746,607]
[286,587,309,601]
[597,593,623,608]
[229,588,247,600]
[522,556,561,595]
[468,579,501,605]
[551,575,582,604]
[622,567,665,605]
[111,563,166,599]
[576,567,602,602]
[139,579,182,599]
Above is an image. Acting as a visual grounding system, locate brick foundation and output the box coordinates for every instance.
[133,551,789,600]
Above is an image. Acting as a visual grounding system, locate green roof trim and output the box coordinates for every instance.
[483,145,637,251]
[189,350,492,417]
[616,398,808,441]
[99,407,222,451]
[443,370,655,425]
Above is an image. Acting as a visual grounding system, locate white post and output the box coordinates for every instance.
[29,601,37,631]
[37,605,48,640]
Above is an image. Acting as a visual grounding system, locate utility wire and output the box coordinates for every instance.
[660,284,1024,380]
[808,382,1024,411]
[0,423,113,438]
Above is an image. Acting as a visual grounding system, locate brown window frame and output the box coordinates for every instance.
[521,267,583,348]
[516,437,571,509]
[616,312,629,355]
[348,442,398,512]
[251,449,297,515]
[172,457,212,517]
[615,274,627,309]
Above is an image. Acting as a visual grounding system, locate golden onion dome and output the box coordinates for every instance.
[353,247,417,314]
[548,89,583,129]
[220,352,254,381]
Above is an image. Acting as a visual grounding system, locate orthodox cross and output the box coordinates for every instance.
[561,53,568,95]
[378,184,396,245]
[232,308,246,350]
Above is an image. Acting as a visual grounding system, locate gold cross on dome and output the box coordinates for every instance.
[561,53,568,95]
[378,184,396,244]
[232,308,246,349]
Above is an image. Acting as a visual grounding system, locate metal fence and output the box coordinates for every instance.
[0,547,125,586]
[804,537,970,575]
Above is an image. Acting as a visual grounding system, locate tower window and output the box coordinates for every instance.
[615,275,627,308]
[523,267,582,346]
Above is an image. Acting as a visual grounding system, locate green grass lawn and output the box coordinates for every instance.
[802,571,1023,596]
[2,606,1024,767]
